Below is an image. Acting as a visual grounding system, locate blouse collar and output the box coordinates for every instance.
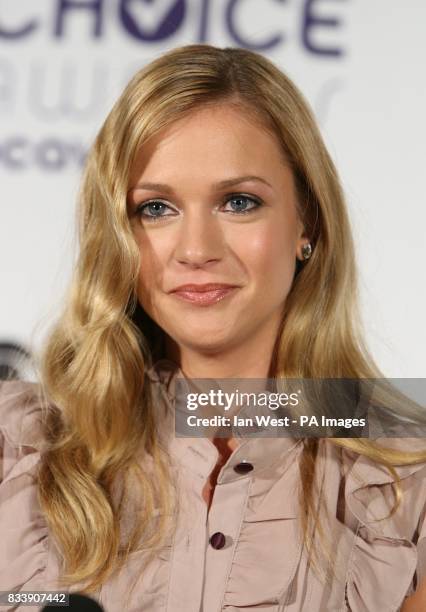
[144,358,303,483]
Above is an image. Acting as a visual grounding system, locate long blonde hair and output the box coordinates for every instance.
[36,43,426,595]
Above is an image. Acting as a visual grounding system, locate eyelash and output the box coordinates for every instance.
[134,193,263,222]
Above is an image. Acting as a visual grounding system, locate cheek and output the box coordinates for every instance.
[239,221,296,289]
[135,232,161,304]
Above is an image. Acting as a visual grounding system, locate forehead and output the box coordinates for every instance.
[129,104,289,187]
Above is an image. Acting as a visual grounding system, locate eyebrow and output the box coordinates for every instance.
[129,175,273,193]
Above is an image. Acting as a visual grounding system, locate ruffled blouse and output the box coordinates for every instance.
[1,362,426,612]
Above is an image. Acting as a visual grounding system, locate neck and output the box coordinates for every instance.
[164,335,276,380]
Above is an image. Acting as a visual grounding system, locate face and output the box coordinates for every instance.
[127,104,307,361]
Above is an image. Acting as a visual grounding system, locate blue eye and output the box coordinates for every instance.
[136,201,171,219]
[134,194,262,222]
[224,194,261,214]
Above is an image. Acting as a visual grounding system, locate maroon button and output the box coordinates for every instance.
[210,532,226,549]
[233,461,254,474]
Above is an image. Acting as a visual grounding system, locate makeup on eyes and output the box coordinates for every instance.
[133,193,264,222]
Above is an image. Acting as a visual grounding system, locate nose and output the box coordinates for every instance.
[174,208,224,268]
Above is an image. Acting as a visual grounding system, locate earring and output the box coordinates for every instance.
[301,242,312,260]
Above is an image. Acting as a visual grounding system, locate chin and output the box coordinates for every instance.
[175,332,236,355]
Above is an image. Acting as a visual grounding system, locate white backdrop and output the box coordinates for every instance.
[1,0,425,379]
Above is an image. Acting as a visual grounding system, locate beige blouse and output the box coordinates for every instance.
[1,358,426,612]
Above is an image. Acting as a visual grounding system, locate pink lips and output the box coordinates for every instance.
[169,283,239,306]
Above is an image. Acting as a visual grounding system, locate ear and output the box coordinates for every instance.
[295,220,310,262]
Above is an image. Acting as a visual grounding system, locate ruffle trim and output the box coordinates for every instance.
[342,438,426,610]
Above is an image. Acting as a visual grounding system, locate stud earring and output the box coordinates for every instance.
[301,242,312,260]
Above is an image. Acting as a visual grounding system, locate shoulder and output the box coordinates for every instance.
[341,437,426,491]
[0,379,46,451]
[339,437,426,533]
[0,379,48,486]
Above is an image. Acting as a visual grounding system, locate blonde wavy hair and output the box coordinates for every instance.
[35,44,426,597]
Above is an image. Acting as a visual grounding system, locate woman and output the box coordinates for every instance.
[0,44,425,612]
